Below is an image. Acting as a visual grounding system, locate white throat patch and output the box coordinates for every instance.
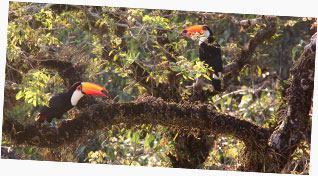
[213,72,222,80]
[199,30,210,45]
[71,90,85,106]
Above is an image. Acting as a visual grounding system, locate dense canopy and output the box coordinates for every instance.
[2,2,316,174]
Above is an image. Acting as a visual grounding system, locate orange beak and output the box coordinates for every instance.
[81,82,110,98]
[182,25,204,36]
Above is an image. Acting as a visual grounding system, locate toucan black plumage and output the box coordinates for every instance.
[37,82,110,126]
[182,25,223,91]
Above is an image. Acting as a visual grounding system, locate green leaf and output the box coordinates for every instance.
[146,76,150,82]
[227,97,232,105]
[146,134,155,148]
[156,152,166,161]
[244,67,249,76]
[195,73,202,78]
[126,129,131,139]
[32,99,37,107]
[257,65,262,77]
[108,50,115,56]
[27,98,33,104]
[15,90,24,100]
[132,131,140,145]
[182,75,187,80]
[113,54,119,62]
[203,74,211,81]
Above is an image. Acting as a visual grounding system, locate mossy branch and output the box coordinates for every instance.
[3,96,270,148]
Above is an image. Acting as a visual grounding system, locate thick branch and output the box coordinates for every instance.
[3,96,270,148]
[8,3,52,21]
[269,38,315,170]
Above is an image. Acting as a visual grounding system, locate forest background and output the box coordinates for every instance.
[1,0,317,175]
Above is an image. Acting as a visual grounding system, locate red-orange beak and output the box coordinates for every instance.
[81,82,110,98]
[182,25,204,36]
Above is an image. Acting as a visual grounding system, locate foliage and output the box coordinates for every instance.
[15,69,52,107]
[84,125,173,167]
[3,2,315,174]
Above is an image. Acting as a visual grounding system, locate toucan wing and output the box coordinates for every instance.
[199,43,223,73]
[39,92,73,122]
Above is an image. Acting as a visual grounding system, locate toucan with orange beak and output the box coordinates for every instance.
[37,82,110,126]
[182,25,223,91]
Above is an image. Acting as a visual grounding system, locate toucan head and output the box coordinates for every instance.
[70,82,110,106]
[182,25,213,44]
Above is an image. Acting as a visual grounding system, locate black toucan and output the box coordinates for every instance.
[37,82,110,126]
[182,25,223,91]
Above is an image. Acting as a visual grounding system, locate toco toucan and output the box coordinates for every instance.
[37,81,110,126]
[182,25,223,91]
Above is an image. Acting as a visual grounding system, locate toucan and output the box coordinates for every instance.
[37,82,110,126]
[182,25,223,91]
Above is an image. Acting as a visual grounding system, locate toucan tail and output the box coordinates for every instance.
[212,79,222,91]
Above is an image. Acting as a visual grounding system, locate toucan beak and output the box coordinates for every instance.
[81,82,110,98]
[182,25,204,36]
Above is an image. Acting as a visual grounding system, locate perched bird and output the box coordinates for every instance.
[37,82,110,126]
[182,25,223,91]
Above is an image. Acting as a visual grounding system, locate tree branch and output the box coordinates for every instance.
[3,96,270,148]
[222,16,277,88]
[269,37,315,170]
[83,7,181,101]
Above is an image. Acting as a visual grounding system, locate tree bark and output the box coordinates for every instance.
[3,96,270,149]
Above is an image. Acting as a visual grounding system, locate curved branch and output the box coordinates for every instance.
[3,96,270,148]
[222,16,277,88]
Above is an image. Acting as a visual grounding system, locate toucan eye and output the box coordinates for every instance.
[77,86,81,91]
